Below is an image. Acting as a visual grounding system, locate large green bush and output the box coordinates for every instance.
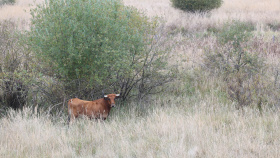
[171,0,222,12]
[27,0,173,100]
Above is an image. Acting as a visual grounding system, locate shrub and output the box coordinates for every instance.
[26,0,174,101]
[0,0,16,6]
[170,0,223,12]
[218,21,254,48]
[0,20,65,115]
[204,21,265,109]
[0,20,28,111]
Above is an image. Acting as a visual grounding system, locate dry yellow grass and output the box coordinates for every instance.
[124,0,280,31]
[0,97,279,157]
[0,0,43,28]
[1,0,280,157]
[1,0,280,30]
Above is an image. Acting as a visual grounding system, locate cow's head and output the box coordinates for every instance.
[104,94,120,107]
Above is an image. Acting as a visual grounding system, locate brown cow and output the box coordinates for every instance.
[68,94,120,122]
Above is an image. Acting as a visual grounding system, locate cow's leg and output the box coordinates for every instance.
[68,114,74,125]
[68,111,78,125]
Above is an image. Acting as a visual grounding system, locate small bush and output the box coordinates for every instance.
[218,21,254,48]
[0,20,28,111]
[204,21,265,109]
[170,0,223,12]
[0,20,63,114]
[0,0,16,6]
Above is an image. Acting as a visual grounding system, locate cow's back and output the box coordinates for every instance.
[68,98,89,115]
[68,98,110,120]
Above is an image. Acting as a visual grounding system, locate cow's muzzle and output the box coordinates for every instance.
[111,104,116,107]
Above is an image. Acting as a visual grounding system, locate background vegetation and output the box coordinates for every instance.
[0,0,280,157]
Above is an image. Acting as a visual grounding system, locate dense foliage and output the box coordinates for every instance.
[27,0,173,100]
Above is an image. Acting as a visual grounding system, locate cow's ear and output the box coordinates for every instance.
[116,94,120,98]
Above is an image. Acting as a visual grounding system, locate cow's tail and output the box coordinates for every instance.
[68,115,71,125]
[67,99,73,125]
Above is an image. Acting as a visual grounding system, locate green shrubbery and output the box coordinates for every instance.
[26,0,174,101]
[170,0,222,12]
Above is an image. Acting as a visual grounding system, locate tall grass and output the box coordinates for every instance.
[124,0,280,32]
[1,0,279,31]
[0,0,43,29]
[0,96,279,157]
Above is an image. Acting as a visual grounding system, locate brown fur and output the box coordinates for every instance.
[68,94,119,122]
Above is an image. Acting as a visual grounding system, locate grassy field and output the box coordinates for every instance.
[1,0,280,157]
[1,97,280,157]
